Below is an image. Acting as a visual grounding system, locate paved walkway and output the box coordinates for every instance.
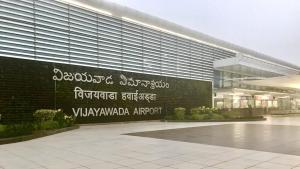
[127,123,300,156]
[1,116,300,169]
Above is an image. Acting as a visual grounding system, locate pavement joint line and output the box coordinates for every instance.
[3,117,300,169]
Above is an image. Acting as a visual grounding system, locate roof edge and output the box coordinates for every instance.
[64,0,300,71]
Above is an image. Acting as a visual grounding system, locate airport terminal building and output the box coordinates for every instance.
[0,0,299,123]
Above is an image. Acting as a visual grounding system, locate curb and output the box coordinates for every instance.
[161,117,267,122]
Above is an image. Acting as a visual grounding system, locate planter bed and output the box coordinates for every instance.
[0,125,79,145]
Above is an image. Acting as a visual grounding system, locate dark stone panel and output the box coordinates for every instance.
[0,58,55,123]
[0,57,212,123]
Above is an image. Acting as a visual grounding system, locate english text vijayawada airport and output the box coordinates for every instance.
[0,0,299,123]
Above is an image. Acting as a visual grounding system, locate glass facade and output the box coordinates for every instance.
[214,70,300,111]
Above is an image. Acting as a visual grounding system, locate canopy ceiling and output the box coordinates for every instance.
[243,75,300,90]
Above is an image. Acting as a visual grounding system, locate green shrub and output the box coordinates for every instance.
[191,114,200,120]
[191,114,208,120]
[222,111,240,119]
[185,115,192,120]
[198,106,207,114]
[174,107,186,120]
[0,124,5,132]
[39,121,59,130]
[205,107,213,114]
[53,109,76,127]
[33,109,58,123]
[0,109,76,138]
[191,107,201,116]
[189,107,223,120]
[202,114,210,120]
[53,110,65,127]
[194,106,219,114]
[212,108,220,114]
[210,113,224,120]
[0,123,34,138]
[64,115,76,127]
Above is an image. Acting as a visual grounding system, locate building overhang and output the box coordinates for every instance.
[215,88,292,96]
[243,75,300,90]
[214,88,300,100]
[214,54,299,77]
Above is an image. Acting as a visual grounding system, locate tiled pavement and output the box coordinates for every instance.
[126,124,300,156]
[1,116,300,169]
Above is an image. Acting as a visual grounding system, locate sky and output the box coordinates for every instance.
[105,0,300,66]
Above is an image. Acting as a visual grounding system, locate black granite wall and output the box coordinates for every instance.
[0,57,212,124]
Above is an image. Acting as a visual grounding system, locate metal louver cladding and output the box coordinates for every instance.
[98,14,123,70]
[35,0,69,63]
[69,5,98,67]
[0,0,35,59]
[0,0,236,81]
